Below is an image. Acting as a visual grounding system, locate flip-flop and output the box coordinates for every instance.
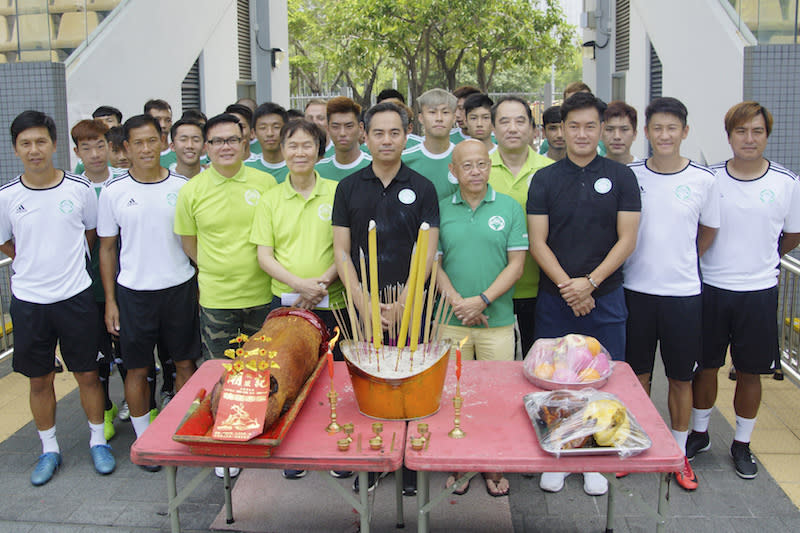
[445,474,470,495]
[483,473,510,497]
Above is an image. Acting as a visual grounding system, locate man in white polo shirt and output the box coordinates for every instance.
[0,110,115,486]
[98,115,200,467]
[623,97,719,491]
[688,102,800,480]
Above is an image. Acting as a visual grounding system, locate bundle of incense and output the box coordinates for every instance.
[421,258,439,361]
[340,252,361,347]
[358,248,372,362]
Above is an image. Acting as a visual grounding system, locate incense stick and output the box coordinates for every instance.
[422,258,439,358]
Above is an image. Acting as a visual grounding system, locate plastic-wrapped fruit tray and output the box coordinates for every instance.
[524,362,614,391]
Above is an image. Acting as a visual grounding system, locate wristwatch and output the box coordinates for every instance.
[479,293,491,306]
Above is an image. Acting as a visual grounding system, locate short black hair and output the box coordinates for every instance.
[170,119,205,142]
[542,106,562,126]
[143,99,171,114]
[560,92,607,123]
[92,105,122,123]
[363,102,409,133]
[204,113,244,138]
[11,110,57,145]
[180,109,207,124]
[377,88,405,103]
[122,114,161,142]
[491,96,534,127]
[645,97,688,127]
[225,104,253,127]
[287,109,304,120]
[463,93,494,116]
[253,102,288,126]
[280,119,326,158]
[106,126,125,149]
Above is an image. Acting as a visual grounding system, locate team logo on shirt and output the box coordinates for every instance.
[58,200,74,214]
[15,204,26,213]
[760,189,776,204]
[447,171,458,184]
[674,185,691,201]
[166,192,177,206]
[488,215,506,231]
[398,188,416,205]
[594,177,612,194]
[318,203,332,221]
[244,189,261,206]
[126,198,138,207]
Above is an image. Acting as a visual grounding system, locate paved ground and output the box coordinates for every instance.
[0,356,798,532]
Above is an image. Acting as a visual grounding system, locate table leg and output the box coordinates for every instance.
[359,471,370,533]
[223,468,234,524]
[395,468,405,528]
[605,474,615,533]
[166,466,180,533]
[417,470,430,533]
[656,472,670,533]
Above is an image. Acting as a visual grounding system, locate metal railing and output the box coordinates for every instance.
[778,254,800,380]
[0,256,12,362]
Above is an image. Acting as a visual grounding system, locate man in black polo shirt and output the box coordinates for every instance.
[332,101,439,496]
[527,92,641,496]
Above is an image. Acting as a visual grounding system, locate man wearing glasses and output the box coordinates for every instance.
[175,113,278,368]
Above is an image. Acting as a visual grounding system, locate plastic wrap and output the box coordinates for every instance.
[522,334,613,390]
[523,389,652,458]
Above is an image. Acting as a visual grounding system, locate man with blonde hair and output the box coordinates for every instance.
[402,88,459,200]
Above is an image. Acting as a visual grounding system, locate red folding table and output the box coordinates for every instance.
[404,360,684,533]
[131,360,406,533]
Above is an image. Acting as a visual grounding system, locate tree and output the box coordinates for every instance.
[287,0,576,105]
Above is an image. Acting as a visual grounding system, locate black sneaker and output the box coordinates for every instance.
[731,441,758,479]
[686,431,711,461]
[282,469,307,479]
[352,472,386,493]
[330,470,353,479]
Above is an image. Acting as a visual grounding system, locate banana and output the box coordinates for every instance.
[583,399,631,446]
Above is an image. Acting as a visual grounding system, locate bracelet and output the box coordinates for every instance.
[479,293,491,306]
[585,274,598,289]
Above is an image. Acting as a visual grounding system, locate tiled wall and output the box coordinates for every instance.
[743,45,800,175]
[0,62,69,184]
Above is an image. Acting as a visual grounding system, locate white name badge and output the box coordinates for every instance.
[280,293,330,308]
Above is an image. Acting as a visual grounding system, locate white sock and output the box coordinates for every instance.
[691,408,713,433]
[734,415,757,443]
[671,429,688,455]
[89,421,106,447]
[131,413,151,438]
[38,426,59,455]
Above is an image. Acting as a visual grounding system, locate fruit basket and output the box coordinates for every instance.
[523,389,652,458]
[523,334,614,390]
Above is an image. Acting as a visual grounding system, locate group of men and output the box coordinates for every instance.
[2,83,796,506]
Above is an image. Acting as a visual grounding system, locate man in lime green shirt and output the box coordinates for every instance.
[174,113,277,361]
[488,96,554,357]
[250,120,345,331]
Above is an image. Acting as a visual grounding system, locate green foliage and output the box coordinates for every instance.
[288,0,577,107]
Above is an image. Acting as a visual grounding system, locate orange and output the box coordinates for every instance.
[585,336,602,356]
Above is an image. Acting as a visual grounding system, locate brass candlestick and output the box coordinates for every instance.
[326,389,342,433]
[448,384,465,439]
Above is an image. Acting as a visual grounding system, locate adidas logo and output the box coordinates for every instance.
[126,198,138,207]
[15,204,25,213]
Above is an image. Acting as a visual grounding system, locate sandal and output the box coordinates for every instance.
[483,473,510,497]
[445,473,470,495]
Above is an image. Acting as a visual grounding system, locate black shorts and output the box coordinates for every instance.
[624,289,701,381]
[11,287,99,378]
[701,283,779,375]
[117,278,200,369]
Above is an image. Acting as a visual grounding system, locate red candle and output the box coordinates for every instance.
[456,347,462,380]
[327,350,334,381]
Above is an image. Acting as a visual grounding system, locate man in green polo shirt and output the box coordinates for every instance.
[488,96,554,358]
[174,113,278,363]
[437,139,526,498]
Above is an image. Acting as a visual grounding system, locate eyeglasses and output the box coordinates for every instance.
[207,136,243,147]
[460,160,490,172]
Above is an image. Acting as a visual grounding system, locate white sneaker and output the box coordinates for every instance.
[539,472,568,492]
[582,472,608,495]
[118,401,130,421]
[214,467,241,479]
